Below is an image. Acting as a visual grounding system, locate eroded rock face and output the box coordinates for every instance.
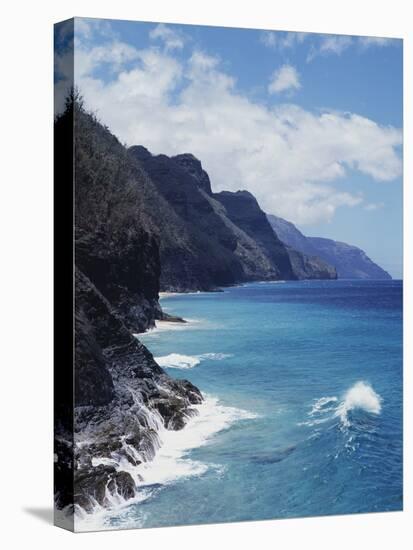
[130,148,298,289]
[73,110,164,333]
[71,268,203,512]
[214,191,296,280]
[129,146,246,290]
[74,466,136,511]
[55,101,204,516]
[75,227,161,334]
[172,153,213,195]
[285,247,337,280]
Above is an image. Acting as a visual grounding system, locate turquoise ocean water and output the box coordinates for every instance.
[85,280,403,530]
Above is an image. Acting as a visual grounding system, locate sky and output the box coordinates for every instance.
[55,18,403,278]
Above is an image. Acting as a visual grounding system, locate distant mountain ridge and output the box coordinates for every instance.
[214,191,336,281]
[267,214,391,280]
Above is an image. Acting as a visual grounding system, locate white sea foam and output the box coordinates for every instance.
[154,352,233,369]
[199,352,233,360]
[75,395,257,532]
[74,489,151,532]
[334,381,382,427]
[131,395,257,487]
[309,396,338,416]
[159,290,208,299]
[155,353,201,370]
[301,382,382,429]
[136,318,203,338]
[158,292,179,299]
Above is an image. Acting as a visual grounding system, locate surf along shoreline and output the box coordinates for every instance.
[76,288,257,531]
[76,282,385,530]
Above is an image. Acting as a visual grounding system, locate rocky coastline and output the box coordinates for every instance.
[54,94,387,521]
[55,267,203,515]
[55,97,204,518]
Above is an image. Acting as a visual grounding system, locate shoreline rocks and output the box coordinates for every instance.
[55,96,351,521]
[69,269,203,514]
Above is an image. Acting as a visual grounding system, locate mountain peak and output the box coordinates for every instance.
[172,153,212,194]
[128,145,152,160]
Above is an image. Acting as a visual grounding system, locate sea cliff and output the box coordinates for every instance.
[55,95,384,518]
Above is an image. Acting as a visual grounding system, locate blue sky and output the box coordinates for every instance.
[56,18,403,277]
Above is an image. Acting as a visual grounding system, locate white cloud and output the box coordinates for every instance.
[65,32,402,226]
[307,35,353,61]
[75,42,140,79]
[260,31,309,50]
[307,34,398,61]
[268,64,301,94]
[320,35,353,55]
[74,18,115,41]
[259,30,399,62]
[260,31,277,48]
[358,36,398,48]
[149,23,184,51]
[282,32,309,48]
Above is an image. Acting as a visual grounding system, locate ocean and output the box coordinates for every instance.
[77,280,403,530]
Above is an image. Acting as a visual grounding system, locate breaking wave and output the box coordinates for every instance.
[75,394,256,531]
[155,352,233,369]
[137,318,205,338]
[155,353,200,369]
[334,381,382,427]
[302,381,382,429]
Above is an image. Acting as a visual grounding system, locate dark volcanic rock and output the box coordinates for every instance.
[285,247,337,280]
[160,311,187,323]
[72,266,203,512]
[130,148,298,289]
[54,438,75,510]
[74,268,202,410]
[74,465,135,511]
[75,226,162,333]
[215,191,335,280]
[73,110,164,333]
[172,153,213,194]
[55,99,204,515]
[129,146,245,290]
[74,307,115,407]
[215,191,296,280]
